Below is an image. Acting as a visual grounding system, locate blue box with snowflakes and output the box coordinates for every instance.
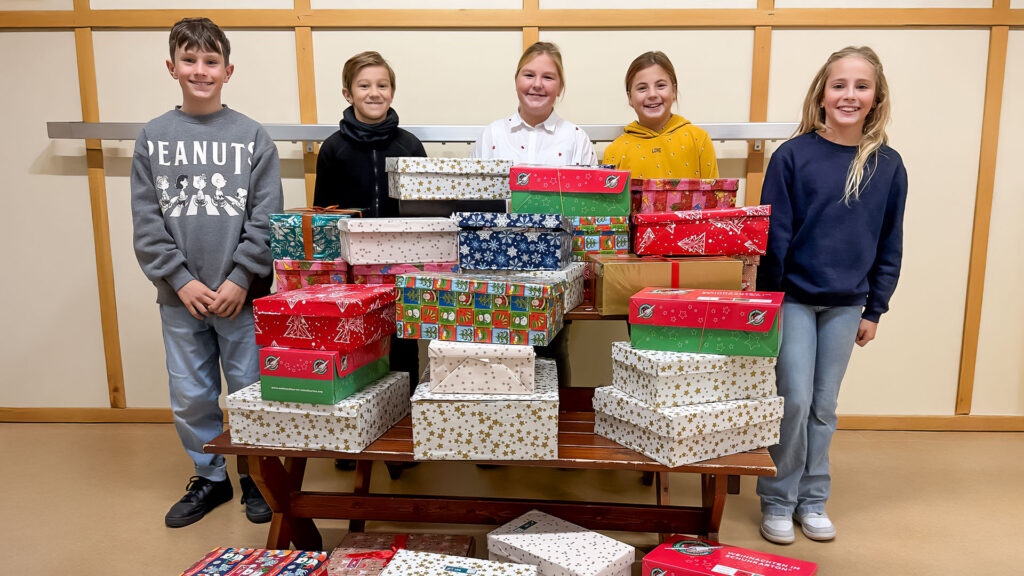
[270,208,363,261]
[453,212,572,272]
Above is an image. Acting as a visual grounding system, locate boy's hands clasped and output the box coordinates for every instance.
[177,279,247,320]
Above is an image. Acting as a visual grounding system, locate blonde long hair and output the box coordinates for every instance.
[797,46,891,204]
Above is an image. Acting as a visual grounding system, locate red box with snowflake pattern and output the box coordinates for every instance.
[633,206,770,256]
[253,284,397,353]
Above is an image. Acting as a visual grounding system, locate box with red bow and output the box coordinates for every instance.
[633,206,770,257]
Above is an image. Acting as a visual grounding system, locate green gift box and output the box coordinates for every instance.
[509,165,631,217]
[258,338,390,404]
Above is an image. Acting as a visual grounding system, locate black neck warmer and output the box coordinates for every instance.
[339,106,400,145]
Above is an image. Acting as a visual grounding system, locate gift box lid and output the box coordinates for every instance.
[351,261,460,275]
[611,341,775,377]
[338,217,459,233]
[413,358,557,402]
[228,371,408,418]
[253,284,396,317]
[386,157,512,176]
[643,537,818,575]
[427,340,536,362]
[487,510,635,576]
[181,548,328,576]
[271,208,363,226]
[274,258,349,271]
[396,271,566,299]
[380,549,537,576]
[509,165,630,194]
[628,288,783,333]
[593,385,784,438]
[467,262,584,283]
[633,205,770,225]
[453,212,571,232]
[640,178,740,192]
[569,216,629,232]
[260,338,389,380]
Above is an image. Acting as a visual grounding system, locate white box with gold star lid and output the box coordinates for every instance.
[380,549,537,576]
[226,371,410,452]
[592,386,783,467]
[411,358,558,460]
[611,341,776,409]
[387,157,513,201]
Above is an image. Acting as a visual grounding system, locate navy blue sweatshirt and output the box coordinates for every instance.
[756,132,908,323]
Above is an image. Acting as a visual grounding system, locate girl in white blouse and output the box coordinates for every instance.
[472,42,596,166]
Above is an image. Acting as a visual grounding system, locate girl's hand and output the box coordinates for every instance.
[856,319,877,347]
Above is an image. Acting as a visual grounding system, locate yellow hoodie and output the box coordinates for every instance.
[602,114,719,180]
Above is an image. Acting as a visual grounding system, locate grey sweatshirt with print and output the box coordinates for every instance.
[131,106,283,305]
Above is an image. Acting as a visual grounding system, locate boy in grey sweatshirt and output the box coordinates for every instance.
[130,17,282,528]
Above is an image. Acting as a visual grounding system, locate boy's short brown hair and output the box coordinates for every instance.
[168,17,231,65]
[342,51,396,94]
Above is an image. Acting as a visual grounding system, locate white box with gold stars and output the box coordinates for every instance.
[386,157,512,201]
[592,385,782,468]
[381,549,537,576]
[611,341,776,409]
[226,371,410,452]
[411,358,559,460]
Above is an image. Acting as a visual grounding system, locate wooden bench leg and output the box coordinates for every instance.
[250,455,322,550]
[728,474,741,495]
[701,473,727,543]
[655,472,672,543]
[348,460,374,533]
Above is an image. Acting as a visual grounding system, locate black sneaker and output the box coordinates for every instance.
[165,476,233,528]
[239,476,272,524]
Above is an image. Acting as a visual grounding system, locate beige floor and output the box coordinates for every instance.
[1,423,1021,575]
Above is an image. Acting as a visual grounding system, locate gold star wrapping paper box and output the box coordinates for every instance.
[427,340,536,394]
[386,157,512,201]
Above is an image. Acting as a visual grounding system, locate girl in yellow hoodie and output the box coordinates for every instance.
[603,51,719,180]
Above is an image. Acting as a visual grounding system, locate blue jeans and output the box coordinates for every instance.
[757,300,862,517]
[160,304,259,482]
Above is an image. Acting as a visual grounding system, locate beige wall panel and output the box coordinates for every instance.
[769,30,988,415]
[90,0,290,9]
[775,0,989,6]
[0,0,72,9]
[1014,0,1024,8]
[972,31,1024,416]
[313,31,520,130]
[313,0,518,8]
[0,32,109,407]
[542,0,753,8]
[95,31,301,407]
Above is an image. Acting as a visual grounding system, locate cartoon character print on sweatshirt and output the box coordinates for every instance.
[147,137,255,219]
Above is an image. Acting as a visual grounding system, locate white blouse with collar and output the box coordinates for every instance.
[471,110,597,166]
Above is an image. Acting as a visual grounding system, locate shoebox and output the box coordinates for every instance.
[411,358,558,460]
[611,341,776,409]
[253,284,396,354]
[592,386,783,467]
[591,254,743,316]
[629,288,783,357]
[350,261,459,286]
[274,258,348,292]
[328,533,475,576]
[180,548,329,576]
[487,509,635,576]
[736,254,759,291]
[258,337,390,404]
[337,217,459,266]
[227,371,410,452]
[642,537,818,575]
[633,206,770,257]
[465,262,584,312]
[428,340,536,394]
[271,208,363,261]
[454,212,573,271]
[634,178,738,214]
[395,271,565,347]
[380,550,537,576]
[509,165,631,217]
[387,157,512,201]
[571,216,629,259]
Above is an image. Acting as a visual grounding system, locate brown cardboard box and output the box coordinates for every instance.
[328,533,475,576]
[591,254,743,316]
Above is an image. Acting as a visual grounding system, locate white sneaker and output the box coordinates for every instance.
[760,514,795,544]
[793,512,836,541]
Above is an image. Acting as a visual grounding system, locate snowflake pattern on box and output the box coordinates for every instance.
[633,206,770,256]
[271,212,357,261]
[453,212,572,271]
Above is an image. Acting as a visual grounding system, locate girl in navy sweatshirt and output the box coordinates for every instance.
[755,46,908,545]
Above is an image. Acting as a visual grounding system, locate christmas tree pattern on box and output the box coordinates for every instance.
[633,205,770,257]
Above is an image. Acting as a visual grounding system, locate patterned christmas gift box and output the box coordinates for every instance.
[411,358,558,460]
[454,212,573,271]
[629,288,783,357]
[227,371,410,452]
[381,550,537,576]
[509,165,631,217]
[593,386,783,467]
[570,216,629,259]
[337,217,459,266]
[181,548,329,576]
[258,337,390,404]
[735,254,759,291]
[253,284,396,353]
[328,533,476,576]
[350,261,460,285]
[642,537,818,576]
[611,341,776,409]
[395,272,565,347]
[428,340,536,394]
[487,509,635,576]
[635,178,739,214]
[275,258,348,292]
[633,206,770,257]
[591,254,743,316]
[271,208,363,261]
[466,262,585,312]
[387,157,513,201]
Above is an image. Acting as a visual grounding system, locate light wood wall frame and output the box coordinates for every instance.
[295,25,319,205]
[745,24,772,207]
